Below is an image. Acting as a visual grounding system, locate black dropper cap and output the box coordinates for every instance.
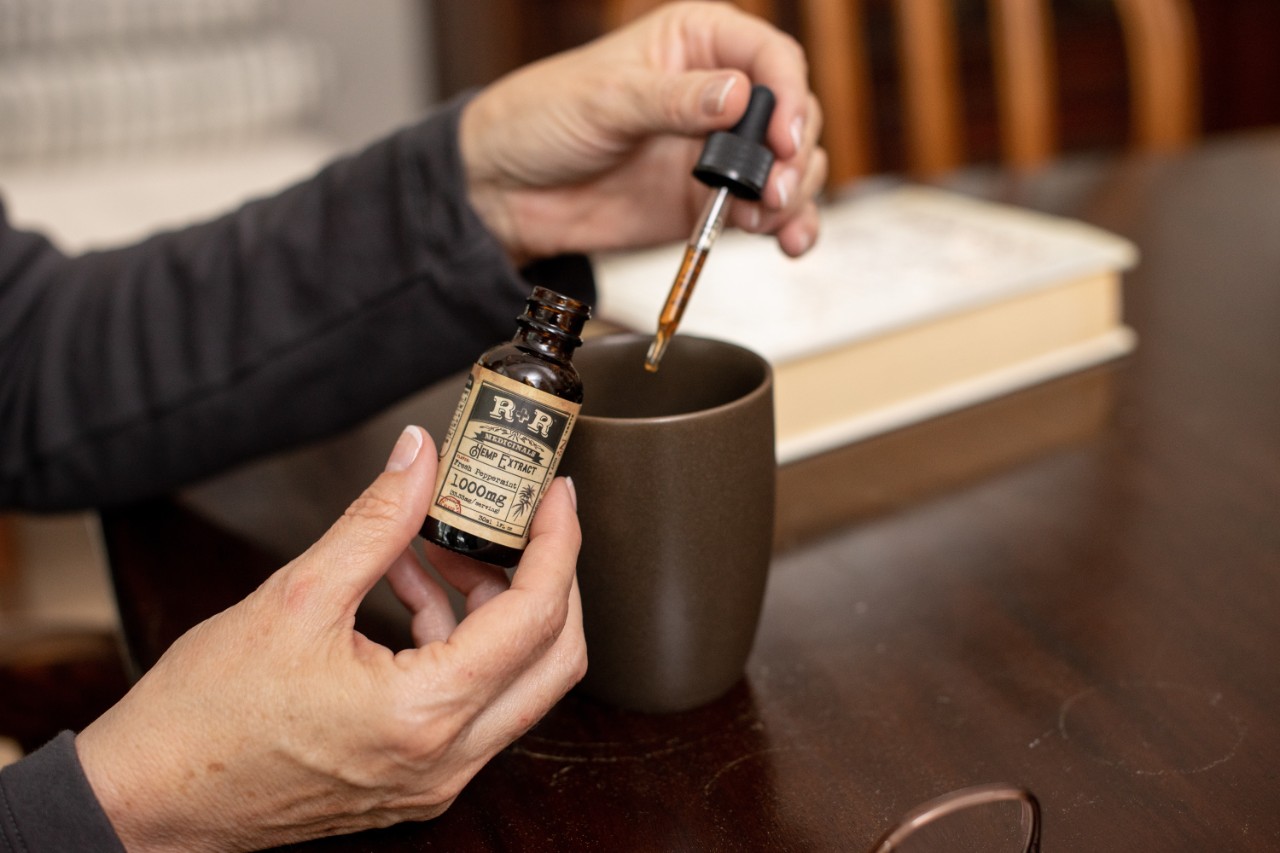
[692,84,776,201]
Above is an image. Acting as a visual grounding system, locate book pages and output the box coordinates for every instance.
[593,185,1138,364]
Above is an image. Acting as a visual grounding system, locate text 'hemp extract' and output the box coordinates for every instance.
[422,286,591,567]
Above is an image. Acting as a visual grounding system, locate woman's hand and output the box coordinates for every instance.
[461,1,827,265]
[76,427,586,852]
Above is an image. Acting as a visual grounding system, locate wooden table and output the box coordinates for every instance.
[100,131,1280,851]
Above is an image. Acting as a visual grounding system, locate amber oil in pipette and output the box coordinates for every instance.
[644,184,731,371]
[645,244,710,372]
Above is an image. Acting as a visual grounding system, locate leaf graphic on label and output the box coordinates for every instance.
[511,484,537,519]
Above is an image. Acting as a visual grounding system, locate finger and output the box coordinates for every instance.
[507,476,581,599]
[386,547,458,646]
[421,543,511,614]
[776,201,822,258]
[617,67,750,140]
[613,3,813,158]
[398,478,581,708]
[749,143,827,248]
[763,163,801,213]
[672,3,813,160]
[731,99,824,234]
[727,198,766,235]
[285,425,438,624]
[456,569,586,758]
[762,93,824,212]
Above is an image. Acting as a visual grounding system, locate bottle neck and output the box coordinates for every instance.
[512,321,579,361]
[512,286,590,361]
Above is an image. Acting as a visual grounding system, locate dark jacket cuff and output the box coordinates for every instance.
[0,731,125,852]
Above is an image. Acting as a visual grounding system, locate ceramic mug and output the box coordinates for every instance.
[558,333,776,713]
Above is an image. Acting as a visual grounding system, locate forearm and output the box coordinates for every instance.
[0,96,564,510]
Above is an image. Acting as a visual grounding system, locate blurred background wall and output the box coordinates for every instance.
[0,0,439,702]
[0,0,437,249]
[277,0,435,148]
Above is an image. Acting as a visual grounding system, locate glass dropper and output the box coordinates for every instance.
[644,84,777,372]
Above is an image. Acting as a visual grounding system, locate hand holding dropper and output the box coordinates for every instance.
[644,84,778,372]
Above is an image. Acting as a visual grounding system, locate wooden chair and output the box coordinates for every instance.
[0,517,17,603]
[0,622,130,755]
[605,0,776,28]
[605,0,1199,184]
[0,517,130,755]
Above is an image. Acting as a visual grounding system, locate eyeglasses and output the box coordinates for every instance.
[867,783,1041,852]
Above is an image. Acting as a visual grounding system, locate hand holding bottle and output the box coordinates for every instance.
[76,428,586,852]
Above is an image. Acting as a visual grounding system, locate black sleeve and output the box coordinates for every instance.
[0,732,126,852]
[0,94,593,510]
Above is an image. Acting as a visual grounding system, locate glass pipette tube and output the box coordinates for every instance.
[644,186,733,372]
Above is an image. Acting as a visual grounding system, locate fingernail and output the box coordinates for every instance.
[703,75,737,116]
[776,168,798,209]
[796,226,817,254]
[385,426,423,472]
[790,114,805,152]
[746,205,762,231]
[564,476,578,512]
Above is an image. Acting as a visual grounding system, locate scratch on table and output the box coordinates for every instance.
[701,747,798,799]
[511,741,697,764]
[1027,728,1056,749]
[1057,681,1247,776]
[549,764,577,788]
[1132,726,1244,777]
[516,709,757,757]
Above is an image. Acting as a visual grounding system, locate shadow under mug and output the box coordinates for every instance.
[558,333,776,713]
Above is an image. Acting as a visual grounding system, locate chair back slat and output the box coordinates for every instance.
[602,0,1200,182]
[1114,0,1200,151]
[989,0,1057,171]
[802,0,874,182]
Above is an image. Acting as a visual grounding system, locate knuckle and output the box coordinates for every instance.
[409,793,459,823]
[274,568,320,615]
[651,74,689,129]
[530,597,572,650]
[785,32,805,60]
[376,707,466,773]
[434,776,471,807]
[345,487,404,528]
[395,784,464,825]
[812,147,830,184]
[782,33,808,75]
[338,487,409,553]
[566,636,589,684]
[808,94,825,136]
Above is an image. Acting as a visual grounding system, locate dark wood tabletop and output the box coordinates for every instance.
[100,130,1280,851]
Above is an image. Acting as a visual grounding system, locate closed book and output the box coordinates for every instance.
[592,185,1137,463]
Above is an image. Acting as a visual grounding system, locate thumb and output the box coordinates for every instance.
[285,425,438,622]
[624,69,750,138]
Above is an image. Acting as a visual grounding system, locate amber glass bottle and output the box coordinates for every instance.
[422,286,591,567]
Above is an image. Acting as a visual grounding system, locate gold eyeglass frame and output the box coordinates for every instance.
[868,782,1042,852]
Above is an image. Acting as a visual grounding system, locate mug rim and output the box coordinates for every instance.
[574,332,773,427]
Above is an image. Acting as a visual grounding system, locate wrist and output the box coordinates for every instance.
[76,718,226,853]
[459,93,532,268]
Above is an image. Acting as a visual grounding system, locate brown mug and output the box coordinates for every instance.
[558,333,776,713]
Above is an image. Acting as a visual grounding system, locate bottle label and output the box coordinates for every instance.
[427,365,580,550]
